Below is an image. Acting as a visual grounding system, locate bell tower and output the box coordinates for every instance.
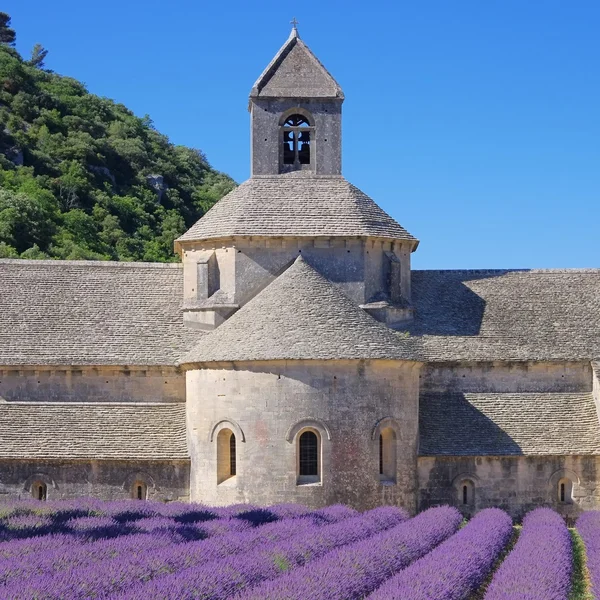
[249,25,344,176]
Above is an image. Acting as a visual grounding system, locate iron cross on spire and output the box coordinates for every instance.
[290,17,299,30]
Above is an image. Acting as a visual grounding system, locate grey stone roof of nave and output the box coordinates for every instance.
[176,174,418,244]
[419,392,600,456]
[0,402,188,460]
[408,268,600,362]
[180,256,419,364]
[0,259,201,366]
[0,260,598,367]
[250,28,344,99]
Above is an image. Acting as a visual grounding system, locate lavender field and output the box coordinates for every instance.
[0,499,594,599]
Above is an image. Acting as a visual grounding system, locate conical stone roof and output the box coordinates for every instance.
[179,256,420,365]
[177,174,417,245]
[250,28,343,99]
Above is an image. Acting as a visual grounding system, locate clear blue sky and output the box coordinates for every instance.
[6,0,600,269]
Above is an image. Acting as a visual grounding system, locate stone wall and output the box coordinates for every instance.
[420,361,592,394]
[417,360,597,519]
[187,359,420,511]
[250,98,342,176]
[418,455,599,521]
[182,237,412,330]
[0,459,190,502]
[0,367,185,403]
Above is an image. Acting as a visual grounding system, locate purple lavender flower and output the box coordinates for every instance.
[484,507,571,600]
[236,505,462,600]
[368,507,513,600]
[0,505,359,599]
[112,506,407,600]
[576,510,600,597]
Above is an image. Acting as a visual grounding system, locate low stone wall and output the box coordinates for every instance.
[0,367,185,403]
[420,361,592,394]
[0,459,190,502]
[418,455,600,520]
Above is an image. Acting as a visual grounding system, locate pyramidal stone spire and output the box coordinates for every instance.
[250,26,343,99]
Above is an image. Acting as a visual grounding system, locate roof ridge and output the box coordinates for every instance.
[0,401,186,407]
[425,392,593,398]
[413,268,600,274]
[0,259,182,269]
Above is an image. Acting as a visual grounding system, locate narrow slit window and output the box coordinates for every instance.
[558,478,572,503]
[230,433,236,477]
[217,428,237,484]
[133,481,147,500]
[32,481,47,501]
[379,427,397,482]
[459,480,474,507]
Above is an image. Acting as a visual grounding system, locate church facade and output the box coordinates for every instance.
[0,29,598,518]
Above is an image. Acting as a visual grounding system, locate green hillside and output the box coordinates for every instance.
[0,14,235,262]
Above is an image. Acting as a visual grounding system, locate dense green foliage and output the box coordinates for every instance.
[0,17,235,261]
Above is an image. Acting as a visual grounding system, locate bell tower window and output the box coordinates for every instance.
[281,113,314,171]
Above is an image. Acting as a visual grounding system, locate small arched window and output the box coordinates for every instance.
[282,113,313,169]
[558,478,573,504]
[217,428,236,484]
[297,429,320,484]
[379,428,397,482]
[133,481,148,500]
[32,481,47,501]
[460,479,475,506]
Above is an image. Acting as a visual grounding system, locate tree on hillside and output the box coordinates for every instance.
[0,13,16,46]
[28,44,48,69]
[0,17,236,262]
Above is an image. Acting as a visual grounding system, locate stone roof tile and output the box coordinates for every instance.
[0,402,188,460]
[250,29,343,99]
[180,256,419,364]
[0,259,201,367]
[408,269,600,362]
[419,392,600,455]
[177,174,417,244]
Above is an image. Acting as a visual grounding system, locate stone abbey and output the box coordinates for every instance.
[0,27,598,517]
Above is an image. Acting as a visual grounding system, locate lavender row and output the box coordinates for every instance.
[113,506,408,600]
[0,500,329,542]
[237,505,462,600]
[576,510,600,598]
[0,513,276,585]
[369,507,513,600]
[0,501,353,577]
[1,505,360,599]
[484,508,571,600]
